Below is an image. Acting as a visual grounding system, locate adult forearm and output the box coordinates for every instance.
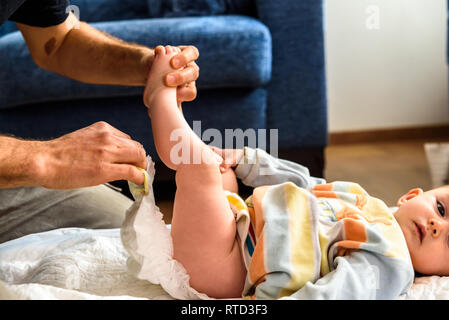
[0,136,41,188]
[0,122,147,190]
[45,21,154,86]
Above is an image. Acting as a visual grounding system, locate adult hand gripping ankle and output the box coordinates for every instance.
[143,45,199,108]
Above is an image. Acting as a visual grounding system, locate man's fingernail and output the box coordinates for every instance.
[172,57,181,68]
[166,75,175,85]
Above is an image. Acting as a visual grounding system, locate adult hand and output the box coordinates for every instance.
[144,45,199,106]
[34,121,147,189]
[168,45,199,104]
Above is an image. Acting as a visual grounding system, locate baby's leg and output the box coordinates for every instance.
[146,46,246,298]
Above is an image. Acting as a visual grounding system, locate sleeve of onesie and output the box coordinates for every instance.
[281,250,414,300]
[234,147,326,189]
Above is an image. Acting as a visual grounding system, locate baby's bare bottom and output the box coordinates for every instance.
[171,161,247,298]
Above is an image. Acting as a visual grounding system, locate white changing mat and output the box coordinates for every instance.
[0,227,172,300]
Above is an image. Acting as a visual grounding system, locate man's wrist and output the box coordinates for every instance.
[140,48,154,85]
[0,137,46,188]
[16,139,47,187]
[28,140,53,187]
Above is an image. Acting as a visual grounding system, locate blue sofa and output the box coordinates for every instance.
[0,0,327,187]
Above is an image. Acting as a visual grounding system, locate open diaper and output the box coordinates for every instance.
[120,156,213,300]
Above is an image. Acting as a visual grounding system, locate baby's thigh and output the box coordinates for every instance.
[172,162,237,251]
[171,163,246,298]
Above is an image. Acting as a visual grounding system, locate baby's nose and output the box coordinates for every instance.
[429,218,443,238]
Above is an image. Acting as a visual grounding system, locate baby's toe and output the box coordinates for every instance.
[155,45,165,56]
[165,45,174,54]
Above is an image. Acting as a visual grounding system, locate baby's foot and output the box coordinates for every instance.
[144,45,180,108]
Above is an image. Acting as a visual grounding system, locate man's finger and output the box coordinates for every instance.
[176,82,197,102]
[171,45,199,69]
[111,136,147,168]
[104,163,146,186]
[165,63,199,87]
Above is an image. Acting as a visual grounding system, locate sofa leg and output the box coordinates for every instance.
[277,147,325,179]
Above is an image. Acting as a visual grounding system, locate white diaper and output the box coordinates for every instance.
[120,156,213,300]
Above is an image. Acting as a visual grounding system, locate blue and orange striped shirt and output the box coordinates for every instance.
[232,148,414,299]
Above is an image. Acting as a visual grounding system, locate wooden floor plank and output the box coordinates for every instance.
[325,140,437,206]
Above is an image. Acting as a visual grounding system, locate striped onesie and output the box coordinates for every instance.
[229,147,414,300]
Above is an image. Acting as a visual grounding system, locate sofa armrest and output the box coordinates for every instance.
[255,0,328,149]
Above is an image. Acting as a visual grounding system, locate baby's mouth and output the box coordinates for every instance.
[414,222,425,243]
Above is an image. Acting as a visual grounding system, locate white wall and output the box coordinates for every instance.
[325,0,449,132]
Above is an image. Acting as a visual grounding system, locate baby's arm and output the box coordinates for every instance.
[284,251,414,299]
[212,147,326,189]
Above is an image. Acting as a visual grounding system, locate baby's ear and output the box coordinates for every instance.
[397,188,424,207]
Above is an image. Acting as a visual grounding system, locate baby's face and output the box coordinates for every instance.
[394,186,449,275]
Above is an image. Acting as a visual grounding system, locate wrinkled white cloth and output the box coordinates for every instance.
[120,156,213,300]
[0,228,173,300]
[398,276,449,300]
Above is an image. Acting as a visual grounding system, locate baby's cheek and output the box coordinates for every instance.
[412,242,446,275]
[409,250,428,274]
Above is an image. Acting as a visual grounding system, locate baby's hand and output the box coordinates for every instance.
[210,147,244,173]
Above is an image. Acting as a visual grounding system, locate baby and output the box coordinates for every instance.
[144,45,449,300]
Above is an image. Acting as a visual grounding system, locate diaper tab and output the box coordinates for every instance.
[129,167,150,198]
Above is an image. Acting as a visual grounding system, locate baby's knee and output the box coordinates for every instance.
[175,161,222,191]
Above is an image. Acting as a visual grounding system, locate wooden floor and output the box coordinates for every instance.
[325,139,437,207]
[155,139,446,223]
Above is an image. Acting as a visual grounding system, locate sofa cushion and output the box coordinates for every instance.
[0,15,271,109]
[0,21,18,37]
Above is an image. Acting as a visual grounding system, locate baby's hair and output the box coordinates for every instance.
[430,185,449,192]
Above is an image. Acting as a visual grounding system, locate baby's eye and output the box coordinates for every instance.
[437,201,445,217]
